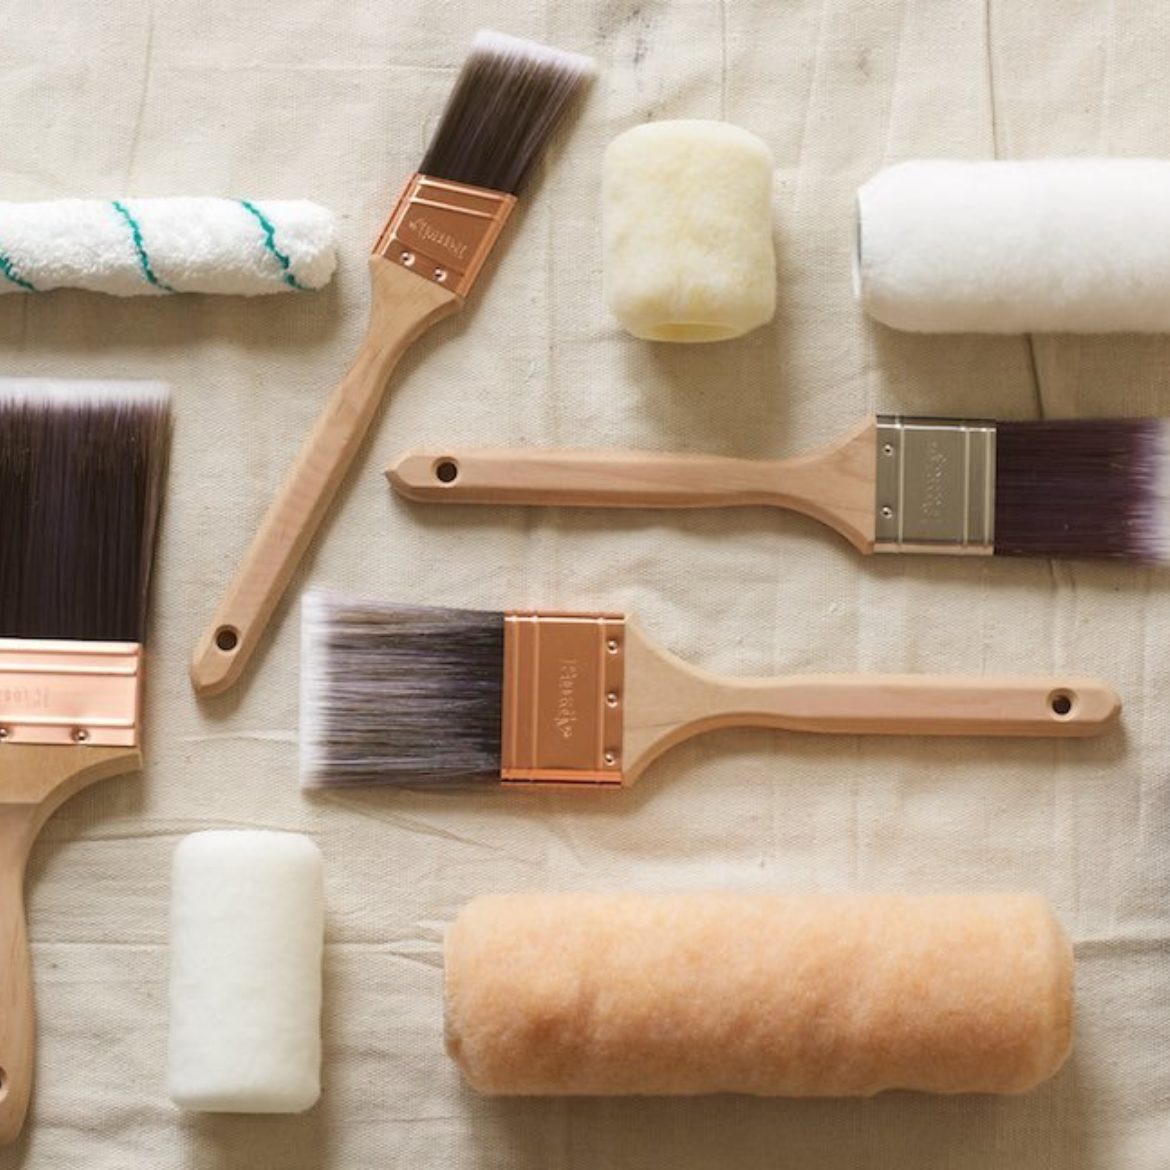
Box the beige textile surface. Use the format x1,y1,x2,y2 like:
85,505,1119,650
0,1,1167,1167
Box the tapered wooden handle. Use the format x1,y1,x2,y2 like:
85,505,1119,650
0,806,36,1146
386,422,878,551
689,674,1122,737
621,623,1122,781
388,448,794,507
0,745,141,1144
191,258,460,697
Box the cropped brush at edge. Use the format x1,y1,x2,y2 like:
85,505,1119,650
300,591,1120,792
387,415,1170,563
189,29,595,697
0,377,169,1143
0,379,170,641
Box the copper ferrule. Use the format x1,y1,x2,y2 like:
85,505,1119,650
0,639,143,747
501,612,626,788
374,173,517,300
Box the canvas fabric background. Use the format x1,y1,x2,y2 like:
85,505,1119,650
0,1,1167,1166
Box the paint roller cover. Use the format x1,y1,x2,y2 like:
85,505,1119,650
856,159,1170,333
0,198,336,296
603,120,776,342
167,830,325,1113
445,892,1073,1097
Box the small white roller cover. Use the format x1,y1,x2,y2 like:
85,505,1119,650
603,120,776,342
856,159,1170,333
0,198,336,296
168,830,324,1113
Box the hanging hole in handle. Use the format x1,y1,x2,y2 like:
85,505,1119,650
215,626,240,653
0,1066,9,1102
1049,690,1075,718
434,459,460,485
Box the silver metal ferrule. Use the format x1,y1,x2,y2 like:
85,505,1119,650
874,416,996,554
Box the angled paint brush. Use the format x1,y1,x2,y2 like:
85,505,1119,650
299,592,1120,791
0,378,169,1142
387,415,1170,561
190,30,595,697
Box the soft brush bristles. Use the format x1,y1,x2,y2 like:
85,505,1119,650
0,379,170,642
994,419,1170,562
419,29,595,195
300,591,504,789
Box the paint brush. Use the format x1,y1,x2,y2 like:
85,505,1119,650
387,416,1170,560
0,378,169,1141
299,591,1120,791
190,30,595,697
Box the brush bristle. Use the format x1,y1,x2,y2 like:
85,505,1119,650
995,419,1170,562
0,379,170,642
300,591,504,789
418,29,595,195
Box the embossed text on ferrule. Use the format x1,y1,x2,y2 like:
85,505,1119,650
405,216,471,262
555,659,580,739
920,438,948,521
0,686,50,710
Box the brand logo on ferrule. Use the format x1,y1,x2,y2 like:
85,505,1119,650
0,685,49,710
554,660,579,739
920,439,948,520
406,216,469,261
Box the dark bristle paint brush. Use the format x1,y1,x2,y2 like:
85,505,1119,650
299,592,1120,791
190,30,595,697
0,378,169,1141
387,415,1170,561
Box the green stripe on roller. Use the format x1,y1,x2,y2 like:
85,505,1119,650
239,199,308,290
111,200,176,293
0,252,35,292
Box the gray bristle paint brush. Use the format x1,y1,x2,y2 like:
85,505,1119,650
0,378,169,1142
300,591,1120,791
387,416,1170,561
190,30,595,698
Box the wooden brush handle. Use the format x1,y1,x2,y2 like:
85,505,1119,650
626,672,1120,779
620,622,1121,781
0,745,141,1144
683,674,1122,737
190,258,460,697
0,805,36,1145
386,421,879,552
389,448,792,505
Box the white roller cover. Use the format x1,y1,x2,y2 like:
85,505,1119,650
168,830,324,1113
0,198,336,296
603,120,776,342
856,159,1170,333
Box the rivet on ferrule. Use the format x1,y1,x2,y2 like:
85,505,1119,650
500,612,626,788
374,173,517,300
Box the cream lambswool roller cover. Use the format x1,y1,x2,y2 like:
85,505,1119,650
856,159,1170,333
603,120,776,341
0,198,335,296
168,831,325,1113
445,892,1073,1097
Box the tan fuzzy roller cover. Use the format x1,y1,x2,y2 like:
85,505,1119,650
444,892,1073,1097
